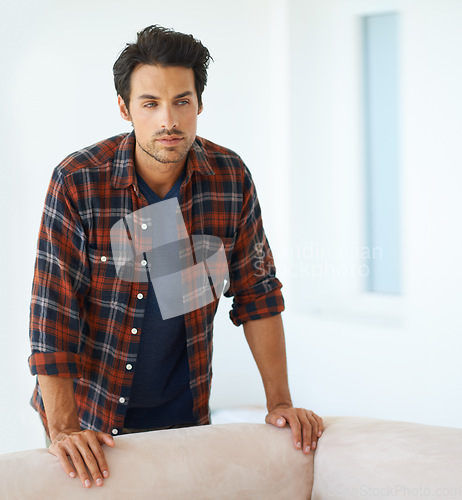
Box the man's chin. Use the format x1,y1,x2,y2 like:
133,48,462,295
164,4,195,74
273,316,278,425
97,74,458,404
154,152,188,165
139,139,191,164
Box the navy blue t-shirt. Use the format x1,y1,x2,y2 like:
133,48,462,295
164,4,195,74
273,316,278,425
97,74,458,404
123,167,196,429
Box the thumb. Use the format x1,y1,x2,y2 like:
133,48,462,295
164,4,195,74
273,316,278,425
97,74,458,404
98,432,116,446
267,414,286,427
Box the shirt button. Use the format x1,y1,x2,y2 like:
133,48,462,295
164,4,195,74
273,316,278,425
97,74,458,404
137,293,144,299
131,328,138,334
126,363,133,370
141,259,147,266
100,256,107,262
119,397,126,404
141,223,148,230
112,428,118,435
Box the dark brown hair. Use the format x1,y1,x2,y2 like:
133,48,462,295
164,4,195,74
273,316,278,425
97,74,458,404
113,25,212,111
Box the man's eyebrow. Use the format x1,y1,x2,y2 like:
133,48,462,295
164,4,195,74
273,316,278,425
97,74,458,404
137,91,194,100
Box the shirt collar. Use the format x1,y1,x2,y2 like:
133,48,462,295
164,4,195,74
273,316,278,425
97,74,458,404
111,131,215,191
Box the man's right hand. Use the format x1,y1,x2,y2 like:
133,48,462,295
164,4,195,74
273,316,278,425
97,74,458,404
48,429,115,488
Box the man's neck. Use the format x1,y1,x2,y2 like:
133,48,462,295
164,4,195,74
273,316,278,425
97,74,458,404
134,146,187,199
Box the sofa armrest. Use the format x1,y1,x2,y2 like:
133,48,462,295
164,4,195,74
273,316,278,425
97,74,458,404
312,416,462,499
0,423,314,499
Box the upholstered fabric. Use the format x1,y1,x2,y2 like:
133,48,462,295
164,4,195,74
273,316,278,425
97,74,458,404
0,423,314,499
312,416,462,499
3,416,460,499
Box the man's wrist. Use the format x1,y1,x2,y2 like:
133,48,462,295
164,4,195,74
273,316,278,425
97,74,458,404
50,425,82,441
267,398,293,413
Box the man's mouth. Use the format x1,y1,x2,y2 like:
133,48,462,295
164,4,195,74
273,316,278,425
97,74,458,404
157,136,183,146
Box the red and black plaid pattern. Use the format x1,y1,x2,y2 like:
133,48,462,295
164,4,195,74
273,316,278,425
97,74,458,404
28,131,284,436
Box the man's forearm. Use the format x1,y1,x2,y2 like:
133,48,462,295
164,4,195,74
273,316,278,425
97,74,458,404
242,314,293,411
37,375,81,440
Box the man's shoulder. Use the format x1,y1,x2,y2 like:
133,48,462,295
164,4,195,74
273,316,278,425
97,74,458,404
194,136,256,187
195,136,244,165
55,132,130,178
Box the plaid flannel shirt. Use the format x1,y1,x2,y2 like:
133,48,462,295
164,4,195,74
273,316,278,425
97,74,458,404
28,131,284,436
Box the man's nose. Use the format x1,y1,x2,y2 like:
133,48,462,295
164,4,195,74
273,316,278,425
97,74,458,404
159,105,178,130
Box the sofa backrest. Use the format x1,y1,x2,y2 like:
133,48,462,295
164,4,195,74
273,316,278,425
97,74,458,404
0,423,314,499
312,416,462,499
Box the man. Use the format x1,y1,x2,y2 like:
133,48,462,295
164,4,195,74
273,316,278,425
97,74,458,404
28,25,323,489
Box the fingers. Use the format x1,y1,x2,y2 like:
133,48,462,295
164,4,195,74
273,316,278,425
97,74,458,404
314,413,324,437
306,412,319,452
288,410,311,454
50,439,92,487
70,440,99,488
94,432,115,479
296,410,324,454
51,445,77,479
49,430,113,488
267,407,324,455
299,411,314,454
83,432,111,483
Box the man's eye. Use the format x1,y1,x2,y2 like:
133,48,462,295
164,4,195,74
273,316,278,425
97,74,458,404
177,100,189,105
144,102,157,108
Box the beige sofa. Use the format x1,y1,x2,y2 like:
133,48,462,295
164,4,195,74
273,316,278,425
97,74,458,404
1,416,461,499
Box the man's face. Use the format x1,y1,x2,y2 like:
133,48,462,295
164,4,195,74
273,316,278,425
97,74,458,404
118,64,202,166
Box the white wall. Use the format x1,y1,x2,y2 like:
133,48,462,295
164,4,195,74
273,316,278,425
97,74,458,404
1,0,461,454
284,0,462,428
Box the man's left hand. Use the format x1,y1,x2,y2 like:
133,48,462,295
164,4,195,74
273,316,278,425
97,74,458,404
266,405,324,454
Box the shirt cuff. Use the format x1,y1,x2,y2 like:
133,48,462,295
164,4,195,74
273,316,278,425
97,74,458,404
28,351,83,378
229,286,285,327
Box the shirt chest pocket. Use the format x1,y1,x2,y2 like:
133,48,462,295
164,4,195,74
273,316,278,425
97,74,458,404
87,245,151,287
86,247,133,305
88,247,118,280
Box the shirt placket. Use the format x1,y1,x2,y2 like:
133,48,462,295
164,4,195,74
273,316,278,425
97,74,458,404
110,184,151,436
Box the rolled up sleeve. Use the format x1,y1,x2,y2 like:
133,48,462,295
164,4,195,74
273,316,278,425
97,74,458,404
28,167,90,378
224,164,285,326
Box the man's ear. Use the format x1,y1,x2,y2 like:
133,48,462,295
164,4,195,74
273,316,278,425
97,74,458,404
198,103,204,115
118,95,131,121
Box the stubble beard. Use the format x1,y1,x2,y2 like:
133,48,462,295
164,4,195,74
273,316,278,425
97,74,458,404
137,136,193,165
